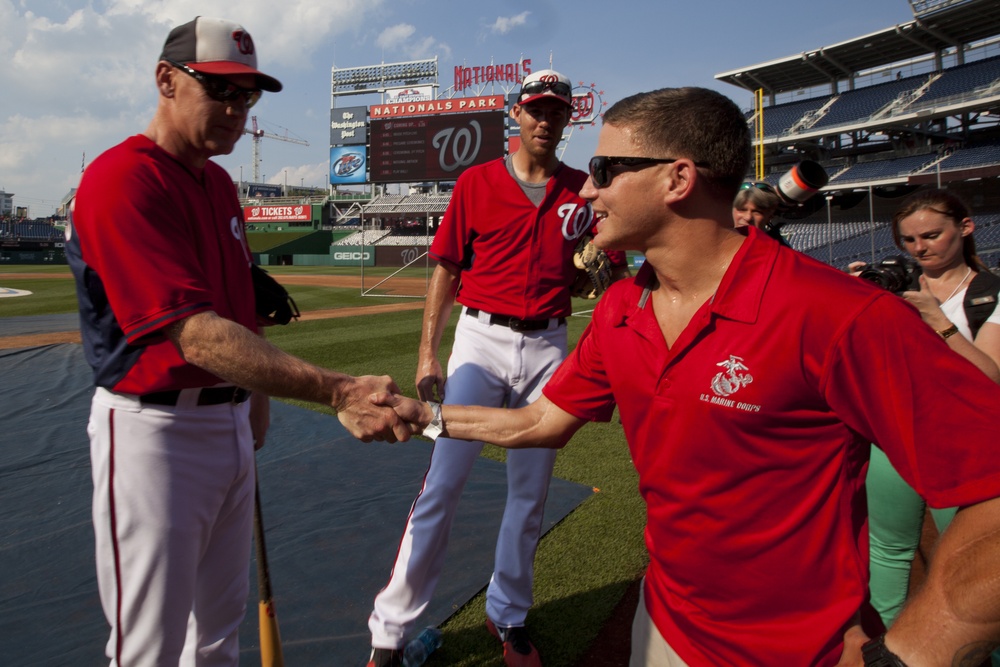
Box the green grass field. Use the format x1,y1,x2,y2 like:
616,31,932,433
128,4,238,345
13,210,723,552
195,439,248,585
0,265,647,666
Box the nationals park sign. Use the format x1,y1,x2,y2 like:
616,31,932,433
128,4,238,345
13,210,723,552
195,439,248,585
370,95,505,119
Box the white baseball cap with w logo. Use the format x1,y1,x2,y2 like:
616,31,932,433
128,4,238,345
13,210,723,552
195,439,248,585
517,69,572,107
159,16,282,92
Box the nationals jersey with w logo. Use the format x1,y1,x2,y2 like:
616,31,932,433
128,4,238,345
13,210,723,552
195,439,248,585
429,157,598,320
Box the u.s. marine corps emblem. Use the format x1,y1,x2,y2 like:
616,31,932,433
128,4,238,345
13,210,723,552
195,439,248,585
711,355,754,397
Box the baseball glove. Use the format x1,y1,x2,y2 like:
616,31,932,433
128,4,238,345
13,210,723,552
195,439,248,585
571,235,629,299
251,264,300,325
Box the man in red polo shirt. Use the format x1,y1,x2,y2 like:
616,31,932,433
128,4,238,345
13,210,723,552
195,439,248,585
377,87,1000,666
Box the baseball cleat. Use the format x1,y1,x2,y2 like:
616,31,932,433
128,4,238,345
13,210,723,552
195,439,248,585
486,618,542,667
367,646,403,667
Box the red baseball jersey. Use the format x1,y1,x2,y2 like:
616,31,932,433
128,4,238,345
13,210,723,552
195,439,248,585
69,134,256,394
542,227,1000,666
430,158,597,319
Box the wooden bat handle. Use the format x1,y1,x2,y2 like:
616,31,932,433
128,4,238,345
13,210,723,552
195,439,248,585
254,465,285,667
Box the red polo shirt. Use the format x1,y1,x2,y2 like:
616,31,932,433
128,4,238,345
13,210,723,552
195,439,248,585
543,226,1000,665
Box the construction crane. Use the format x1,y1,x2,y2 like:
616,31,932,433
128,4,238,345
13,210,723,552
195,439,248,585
244,116,309,183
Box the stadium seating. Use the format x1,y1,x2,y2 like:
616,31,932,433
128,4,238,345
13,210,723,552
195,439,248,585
755,55,1000,140
830,154,940,184
810,77,928,130
918,55,1000,105
753,97,828,137
332,230,392,246
0,221,62,240
934,140,1000,171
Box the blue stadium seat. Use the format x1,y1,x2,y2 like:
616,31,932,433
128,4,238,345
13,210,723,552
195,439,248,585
830,154,938,184
920,55,1000,104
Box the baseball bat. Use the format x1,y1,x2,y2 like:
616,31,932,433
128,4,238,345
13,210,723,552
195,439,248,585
254,465,285,667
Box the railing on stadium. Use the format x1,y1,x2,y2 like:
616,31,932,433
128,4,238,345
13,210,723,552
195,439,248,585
830,154,941,184
239,195,329,207
934,140,1000,171
757,55,1000,140
811,77,929,130
917,55,1000,105
754,97,828,137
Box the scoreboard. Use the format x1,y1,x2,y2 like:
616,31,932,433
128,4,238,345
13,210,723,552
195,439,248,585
368,111,505,183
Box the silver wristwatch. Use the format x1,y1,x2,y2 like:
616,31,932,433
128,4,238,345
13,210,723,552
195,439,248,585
423,401,444,440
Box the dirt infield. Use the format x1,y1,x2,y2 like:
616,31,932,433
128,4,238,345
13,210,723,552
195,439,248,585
0,272,427,350
275,274,429,295
0,273,74,280
0,272,429,293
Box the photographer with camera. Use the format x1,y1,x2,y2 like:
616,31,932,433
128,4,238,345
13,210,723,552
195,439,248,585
861,189,1000,633
734,163,829,248
732,181,789,246
732,181,781,228
855,189,1000,381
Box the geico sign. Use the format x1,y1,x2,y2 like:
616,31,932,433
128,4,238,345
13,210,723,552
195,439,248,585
333,251,371,260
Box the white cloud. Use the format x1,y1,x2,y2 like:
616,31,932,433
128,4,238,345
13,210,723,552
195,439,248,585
491,11,530,35
265,161,329,190
376,22,451,61
377,23,417,48
0,0,386,214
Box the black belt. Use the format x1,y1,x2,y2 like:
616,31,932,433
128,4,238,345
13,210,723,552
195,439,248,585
466,308,565,332
140,386,252,406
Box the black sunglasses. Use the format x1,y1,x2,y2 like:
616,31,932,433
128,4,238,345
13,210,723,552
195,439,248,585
520,79,572,99
166,59,262,109
588,156,711,188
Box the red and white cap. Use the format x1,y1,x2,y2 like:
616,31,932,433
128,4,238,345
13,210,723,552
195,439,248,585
159,16,282,92
517,69,572,107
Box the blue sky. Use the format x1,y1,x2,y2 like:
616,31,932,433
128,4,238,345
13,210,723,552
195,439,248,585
1,0,916,217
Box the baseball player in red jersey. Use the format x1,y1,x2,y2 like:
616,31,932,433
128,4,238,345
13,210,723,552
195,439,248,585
67,17,409,666
366,69,624,667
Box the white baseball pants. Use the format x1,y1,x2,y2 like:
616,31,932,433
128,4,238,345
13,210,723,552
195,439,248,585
89,387,254,666
369,310,567,648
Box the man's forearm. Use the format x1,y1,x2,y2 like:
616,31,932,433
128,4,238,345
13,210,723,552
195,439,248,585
885,497,1000,666
396,395,584,449
418,263,460,362
168,311,359,408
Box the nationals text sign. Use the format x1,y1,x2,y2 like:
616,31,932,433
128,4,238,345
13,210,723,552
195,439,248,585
370,95,505,119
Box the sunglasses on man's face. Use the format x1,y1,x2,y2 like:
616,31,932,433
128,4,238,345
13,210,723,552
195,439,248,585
519,79,572,99
587,156,686,188
166,59,262,109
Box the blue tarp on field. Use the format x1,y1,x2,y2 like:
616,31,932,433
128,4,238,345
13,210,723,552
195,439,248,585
0,343,592,666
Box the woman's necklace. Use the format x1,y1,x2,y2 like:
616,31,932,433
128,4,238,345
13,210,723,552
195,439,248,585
940,266,973,304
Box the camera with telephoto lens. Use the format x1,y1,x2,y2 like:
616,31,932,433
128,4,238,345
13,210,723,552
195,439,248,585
751,161,830,242
774,160,830,212
857,255,923,295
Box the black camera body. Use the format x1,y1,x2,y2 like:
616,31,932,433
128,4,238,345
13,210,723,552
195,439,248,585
857,255,923,295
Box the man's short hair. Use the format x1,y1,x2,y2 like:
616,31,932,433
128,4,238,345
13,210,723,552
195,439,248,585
602,87,751,200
